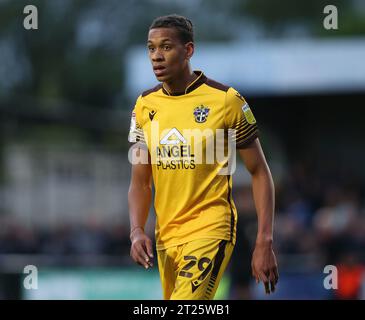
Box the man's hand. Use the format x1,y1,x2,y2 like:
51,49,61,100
251,240,279,294
130,228,154,269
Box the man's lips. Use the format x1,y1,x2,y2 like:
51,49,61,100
153,66,167,76
153,65,165,70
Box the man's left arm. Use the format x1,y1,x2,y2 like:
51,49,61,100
238,137,279,294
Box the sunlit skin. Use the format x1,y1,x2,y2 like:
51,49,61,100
147,28,197,94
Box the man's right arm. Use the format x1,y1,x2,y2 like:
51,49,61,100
128,144,154,269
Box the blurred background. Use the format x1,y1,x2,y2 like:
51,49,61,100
0,0,365,299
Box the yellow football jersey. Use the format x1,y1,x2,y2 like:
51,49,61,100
128,71,259,250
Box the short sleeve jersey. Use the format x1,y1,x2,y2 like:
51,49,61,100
128,71,259,250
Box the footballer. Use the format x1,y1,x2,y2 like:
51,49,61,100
128,14,278,299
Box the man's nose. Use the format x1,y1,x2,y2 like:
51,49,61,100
151,49,164,61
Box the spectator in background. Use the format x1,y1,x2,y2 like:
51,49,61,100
336,251,365,300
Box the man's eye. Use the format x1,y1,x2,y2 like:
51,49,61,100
148,47,155,52
163,45,171,50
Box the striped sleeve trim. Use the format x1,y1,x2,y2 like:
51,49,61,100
128,131,146,144
227,120,259,148
236,130,259,149
128,108,147,145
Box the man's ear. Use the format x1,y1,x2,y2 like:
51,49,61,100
185,42,194,60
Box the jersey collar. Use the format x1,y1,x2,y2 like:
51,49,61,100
162,70,207,96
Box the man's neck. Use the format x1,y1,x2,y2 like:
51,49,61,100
163,68,197,95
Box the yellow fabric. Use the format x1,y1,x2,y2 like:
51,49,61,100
157,238,234,300
128,71,258,250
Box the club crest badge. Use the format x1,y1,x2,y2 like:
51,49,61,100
193,105,210,123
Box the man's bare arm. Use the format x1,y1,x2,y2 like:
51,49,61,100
128,144,154,269
238,137,279,294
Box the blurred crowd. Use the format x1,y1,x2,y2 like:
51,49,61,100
0,218,131,256
230,160,365,299
0,160,364,299
276,161,365,263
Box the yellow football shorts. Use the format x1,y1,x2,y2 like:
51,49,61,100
157,238,234,300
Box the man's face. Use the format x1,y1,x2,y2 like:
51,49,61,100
147,27,193,82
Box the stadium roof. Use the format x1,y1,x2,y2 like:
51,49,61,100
126,37,365,98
